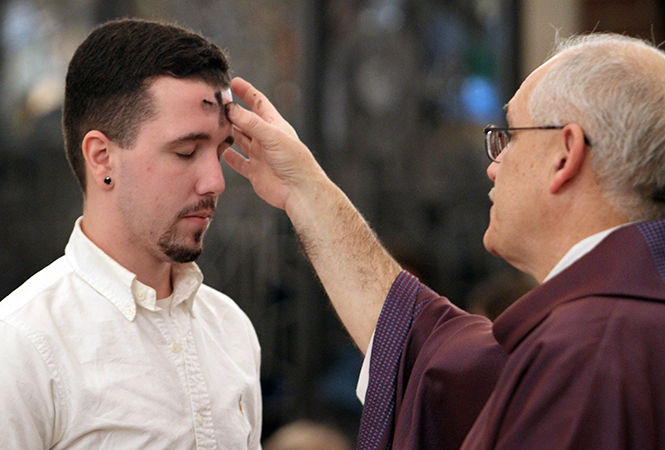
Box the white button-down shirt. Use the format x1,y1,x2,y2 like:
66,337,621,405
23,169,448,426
0,218,262,449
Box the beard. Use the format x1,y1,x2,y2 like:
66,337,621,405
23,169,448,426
158,198,215,263
158,229,204,262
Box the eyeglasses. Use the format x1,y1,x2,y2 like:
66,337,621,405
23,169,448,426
483,125,564,162
484,124,592,162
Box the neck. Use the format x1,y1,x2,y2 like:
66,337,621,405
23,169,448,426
81,207,174,299
531,205,628,283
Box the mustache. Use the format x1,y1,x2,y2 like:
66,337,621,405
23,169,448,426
177,197,217,219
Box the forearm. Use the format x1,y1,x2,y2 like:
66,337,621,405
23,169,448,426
224,77,401,351
285,175,402,351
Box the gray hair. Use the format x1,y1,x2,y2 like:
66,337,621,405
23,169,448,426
528,33,665,220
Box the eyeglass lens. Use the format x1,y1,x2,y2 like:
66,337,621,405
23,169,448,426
487,129,509,160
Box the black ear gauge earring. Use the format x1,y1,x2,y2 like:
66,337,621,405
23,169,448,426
104,176,112,185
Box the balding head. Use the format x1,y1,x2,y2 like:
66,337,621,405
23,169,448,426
528,34,665,220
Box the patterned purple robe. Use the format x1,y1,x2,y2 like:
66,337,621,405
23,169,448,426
358,219,665,449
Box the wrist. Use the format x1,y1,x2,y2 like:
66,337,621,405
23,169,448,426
284,170,338,226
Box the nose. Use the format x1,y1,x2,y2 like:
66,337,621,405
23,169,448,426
196,153,226,196
486,159,498,182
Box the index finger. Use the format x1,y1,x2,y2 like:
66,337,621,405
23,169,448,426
231,77,280,122
229,77,298,139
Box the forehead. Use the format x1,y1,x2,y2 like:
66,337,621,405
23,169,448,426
505,55,560,124
147,76,231,118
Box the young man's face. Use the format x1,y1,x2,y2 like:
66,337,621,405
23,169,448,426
114,76,234,263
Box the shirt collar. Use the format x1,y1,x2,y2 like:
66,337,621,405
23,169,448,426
65,217,203,321
543,224,628,282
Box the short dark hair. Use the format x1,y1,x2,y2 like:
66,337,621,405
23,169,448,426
63,18,231,192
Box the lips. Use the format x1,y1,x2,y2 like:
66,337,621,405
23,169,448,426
488,187,495,202
184,210,214,220
178,197,217,220
181,210,214,228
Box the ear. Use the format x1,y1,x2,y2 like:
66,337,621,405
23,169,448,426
82,130,114,189
549,123,589,194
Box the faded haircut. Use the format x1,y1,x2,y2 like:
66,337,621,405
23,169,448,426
63,18,231,193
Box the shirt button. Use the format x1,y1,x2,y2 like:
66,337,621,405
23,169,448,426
136,290,146,300
171,342,181,353
197,413,204,427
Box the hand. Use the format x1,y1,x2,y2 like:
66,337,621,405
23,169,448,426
223,77,326,211
224,79,401,351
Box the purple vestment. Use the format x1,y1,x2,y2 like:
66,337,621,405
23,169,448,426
358,219,665,449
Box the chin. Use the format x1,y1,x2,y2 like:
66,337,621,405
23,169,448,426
167,247,202,263
159,238,203,263
482,228,500,257
158,224,207,263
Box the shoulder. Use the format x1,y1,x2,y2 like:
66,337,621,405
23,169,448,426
488,295,665,448
0,255,79,369
194,284,258,337
524,295,665,376
196,284,249,317
546,295,665,340
0,256,72,321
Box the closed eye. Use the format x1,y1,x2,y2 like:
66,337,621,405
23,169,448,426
174,144,198,159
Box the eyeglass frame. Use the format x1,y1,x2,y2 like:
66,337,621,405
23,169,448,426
483,124,591,162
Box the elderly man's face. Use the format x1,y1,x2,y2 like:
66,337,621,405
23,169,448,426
482,59,562,273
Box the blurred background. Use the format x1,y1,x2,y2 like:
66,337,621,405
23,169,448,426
0,0,662,446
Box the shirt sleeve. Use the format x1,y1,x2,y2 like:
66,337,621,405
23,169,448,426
357,271,506,450
356,271,430,448
0,320,60,449
355,330,373,404
249,326,263,450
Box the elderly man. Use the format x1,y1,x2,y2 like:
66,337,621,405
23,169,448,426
224,33,665,449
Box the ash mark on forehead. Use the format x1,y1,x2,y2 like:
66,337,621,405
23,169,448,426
201,90,227,126
215,91,225,126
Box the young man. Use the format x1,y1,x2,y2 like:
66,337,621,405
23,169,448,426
0,19,261,448
223,33,665,448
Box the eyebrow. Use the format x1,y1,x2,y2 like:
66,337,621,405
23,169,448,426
167,132,210,146
166,132,234,148
503,103,511,125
